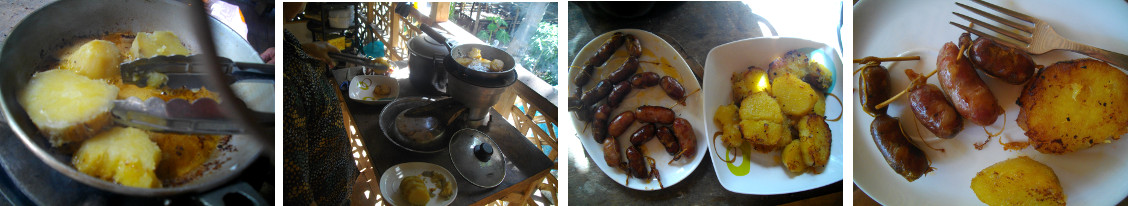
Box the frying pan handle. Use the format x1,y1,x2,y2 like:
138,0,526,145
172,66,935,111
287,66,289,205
197,182,269,206
418,23,449,48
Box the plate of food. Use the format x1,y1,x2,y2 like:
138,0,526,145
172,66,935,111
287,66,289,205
701,37,844,194
379,162,458,206
568,29,707,190
349,75,399,105
854,0,1128,205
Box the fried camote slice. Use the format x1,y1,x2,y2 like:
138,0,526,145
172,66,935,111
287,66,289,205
1017,59,1128,154
971,156,1065,206
798,114,832,171
740,119,785,152
130,31,190,59
738,92,788,152
771,73,818,116
73,127,162,188
739,92,784,122
19,69,118,147
400,175,430,206
60,39,123,81
713,104,743,148
731,66,771,103
149,132,220,180
781,139,806,173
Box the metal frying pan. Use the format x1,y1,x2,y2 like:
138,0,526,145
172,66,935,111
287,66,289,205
0,0,264,197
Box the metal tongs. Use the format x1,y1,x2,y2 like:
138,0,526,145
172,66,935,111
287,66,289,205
113,55,273,135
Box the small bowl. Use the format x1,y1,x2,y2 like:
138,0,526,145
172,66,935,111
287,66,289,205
348,75,399,105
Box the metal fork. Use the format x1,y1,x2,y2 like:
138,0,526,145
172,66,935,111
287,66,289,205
950,0,1128,69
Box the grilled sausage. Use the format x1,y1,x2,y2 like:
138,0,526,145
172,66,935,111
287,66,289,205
938,42,1002,126
871,115,932,182
671,118,697,160
968,35,1036,84
656,126,680,155
607,80,633,108
578,80,613,112
629,124,657,146
905,70,963,139
589,32,625,68
660,76,686,105
625,145,647,178
574,64,596,87
635,106,675,124
859,64,891,116
607,111,636,138
630,72,661,89
602,137,622,168
607,57,640,84
625,34,642,58
592,104,613,143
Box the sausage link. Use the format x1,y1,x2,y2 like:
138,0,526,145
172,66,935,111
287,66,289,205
625,34,642,58
905,70,963,139
859,64,891,116
660,76,686,104
607,57,640,84
626,146,648,178
591,104,613,143
588,32,626,68
656,126,680,155
634,106,675,124
578,80,613,111
871,115,932,182
969,36,1036,84
630,72,661,88
629,124,657,146
607,111,636,138
602,137,622,168
607,80,633,109
672,118,697,159
937,42,1002,126
574,64,596,87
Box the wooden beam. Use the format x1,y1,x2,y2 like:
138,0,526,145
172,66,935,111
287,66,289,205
432,2,451,22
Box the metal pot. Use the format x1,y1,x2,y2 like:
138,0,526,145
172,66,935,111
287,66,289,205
0,0,264,197
406,35,450,95
443,44,517,126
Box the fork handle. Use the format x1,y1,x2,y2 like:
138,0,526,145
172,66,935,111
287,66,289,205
1065,41,1128,69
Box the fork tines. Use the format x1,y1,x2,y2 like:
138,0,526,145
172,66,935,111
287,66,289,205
949,0,1035,48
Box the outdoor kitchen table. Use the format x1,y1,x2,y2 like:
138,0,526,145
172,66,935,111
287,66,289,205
333,76,554,205
567,1,843,205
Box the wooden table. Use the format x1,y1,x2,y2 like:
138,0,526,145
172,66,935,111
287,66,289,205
567,1,843,205
333,75,554,205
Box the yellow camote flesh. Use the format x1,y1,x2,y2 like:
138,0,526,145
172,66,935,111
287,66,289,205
130,31,190,60
73,127,162,188
60,39,123,81
19,69,118,146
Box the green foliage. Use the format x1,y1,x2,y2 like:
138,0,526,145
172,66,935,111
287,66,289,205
475,16,510,45
521,22,558,86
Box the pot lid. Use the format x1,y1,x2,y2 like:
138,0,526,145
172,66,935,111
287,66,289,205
448,128,506,188
407,35,449,58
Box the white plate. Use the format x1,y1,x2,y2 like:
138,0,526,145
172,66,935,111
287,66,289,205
379,162,458,206
349,75,398,105
701,37,845,194
854,0,1128,205
568,29,707,191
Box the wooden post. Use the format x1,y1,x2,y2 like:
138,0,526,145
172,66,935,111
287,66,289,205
471,2,481,34
389,3,401,61
432,2,451,22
